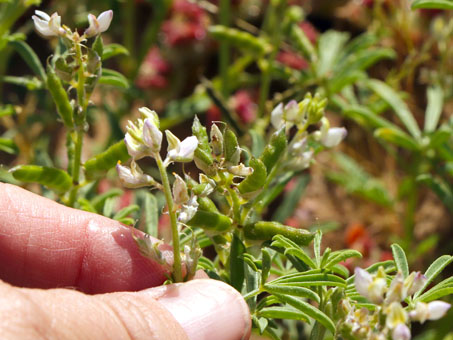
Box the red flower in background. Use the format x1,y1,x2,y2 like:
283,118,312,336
231,90,257,124
136,47,171,89
206,105,222,126
162,0,208,46
299,21,318,44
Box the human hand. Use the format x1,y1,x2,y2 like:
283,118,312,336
0,183,251,340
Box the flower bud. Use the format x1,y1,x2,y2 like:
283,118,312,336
143,118,162,154
84,10,113,37
32,11,66,37
116,161,156,188
210,123,224,156
317,117,347,148
386,302,408,330
139,107,160,127
406,272,426,296
355,267,387,304
172,174,189,204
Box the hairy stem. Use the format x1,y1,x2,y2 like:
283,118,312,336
156,154,183,282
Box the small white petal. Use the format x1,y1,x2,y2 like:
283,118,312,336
321,127,347,147
284,100,299,122
271,103,284,129
124,134,147,160
392,324,411,340
116,162,155,188
34,10,50,21
96,10,113,33
32,16,54,36
173,174,189,204
427,301,451,320
228,164,253,177
355,267,372,299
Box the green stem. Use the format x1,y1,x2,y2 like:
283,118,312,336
68,42,87,207
156,154,183,282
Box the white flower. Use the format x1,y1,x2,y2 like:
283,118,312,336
84,10,113,37
228,164,254,177
32,11,66,37
271,103,284,129
392,323,411,340
198,174,216,196
286,150,313,171
143,118,162,154
165,130,198,164
406,272,426,296
410,301,451,323
172,174,189,204
386,302,408,330
116,161,155,188
321,127,347,147
178,196,199,223
125,120,148,160
354,267,387,304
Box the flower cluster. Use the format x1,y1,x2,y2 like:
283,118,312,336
271,93,347,171
32,9,112,39
339,267,451,340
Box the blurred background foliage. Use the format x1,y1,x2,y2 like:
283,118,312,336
0,0,452,337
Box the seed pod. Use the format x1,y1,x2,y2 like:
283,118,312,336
84,140,130,180
244,221,314,246
260,128,287,173
187,210,232,233
238,158,267,195
223,128,240,165
11,165,72,193
46,65,74,128
209,26,271,55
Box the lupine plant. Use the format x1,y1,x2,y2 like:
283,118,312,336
1,1,453,340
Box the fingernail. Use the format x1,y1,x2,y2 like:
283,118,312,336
144,279,251,340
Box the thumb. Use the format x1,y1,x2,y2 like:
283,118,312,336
0,279,251,340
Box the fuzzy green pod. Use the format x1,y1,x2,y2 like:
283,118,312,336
11,165,72,193
209,26,271,55
187,210,232,233
84,140,130,180
238,158,267,195
223,128,240,165
46,65,74,128
197,197,219,213
259,128,287,174
244,221,314,246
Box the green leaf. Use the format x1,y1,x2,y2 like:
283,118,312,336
324,250,362,270
374,127,420,151
9,40,46,80
258,306,310,322
223,128,240,165
332,263,350,278
245,221,314,246
99,69,129,88
261,248,272,283
238,158,267,195
364,79,421,138
230,232,246,292
412,0,453,9
418,287,453,303
0,137,18,154
91,188,123,213
272,175,309,222
84,140,130,180
271,235,317,268
46,65,74,128
391,244,409,278
102,43,129,60
259,128,287,174
250,130,265,158
414,255,453,299
0,104,15,117
10,165,72,193
2,75,43,90
424,85,444,133
113,204,140,221
271,273,347,288
209,26,271,55
264,284,320,303
317,30,350,77
272,293,336,334
192,115,213,162
187,210,232,233
342,105,394,129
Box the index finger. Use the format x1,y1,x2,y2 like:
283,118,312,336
0,183,169,293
